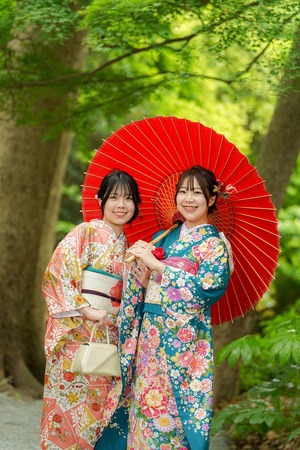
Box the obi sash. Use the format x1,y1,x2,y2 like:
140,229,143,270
143,256,198,316
82,266,122,315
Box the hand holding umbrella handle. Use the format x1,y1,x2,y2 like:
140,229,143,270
125,219,183,264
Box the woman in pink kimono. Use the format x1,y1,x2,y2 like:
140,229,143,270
40,169,141,450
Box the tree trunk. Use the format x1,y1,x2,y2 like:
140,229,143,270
256,25,300,211
213,311,257,405
213,24,300,405
0,31,86,397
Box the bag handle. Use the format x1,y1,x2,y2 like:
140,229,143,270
89,323,110,344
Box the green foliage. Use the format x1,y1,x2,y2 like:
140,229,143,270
15,0,78,44
0,0,15,46
0,0,299,130
216,334,261,368
56,220,77,244
212,399,286,437
213,301,300,442
275,156,300,310
282,155,300,209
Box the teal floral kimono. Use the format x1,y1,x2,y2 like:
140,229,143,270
96,223,230,450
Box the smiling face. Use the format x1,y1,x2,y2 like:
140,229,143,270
99,185,135,236
176,176,216,228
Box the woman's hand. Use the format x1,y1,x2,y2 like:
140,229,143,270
131,258,151,288
127,240,165,274
80,307,109,328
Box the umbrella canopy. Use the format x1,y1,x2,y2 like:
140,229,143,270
82,116,280,325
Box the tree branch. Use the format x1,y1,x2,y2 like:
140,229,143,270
0,1,263,89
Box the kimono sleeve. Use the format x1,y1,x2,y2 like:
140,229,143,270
160,236,230,315
42,222,92,317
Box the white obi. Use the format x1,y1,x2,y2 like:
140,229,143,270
82,267,122,315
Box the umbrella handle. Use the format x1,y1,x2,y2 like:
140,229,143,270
125,220,182,264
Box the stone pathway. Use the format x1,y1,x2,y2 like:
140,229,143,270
210,432,235,449
0,393,42,449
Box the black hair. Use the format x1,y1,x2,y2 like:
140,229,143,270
97,169,141,223
175,165,218,214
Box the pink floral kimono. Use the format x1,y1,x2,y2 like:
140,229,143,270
118,223,231,450
40,220,126,450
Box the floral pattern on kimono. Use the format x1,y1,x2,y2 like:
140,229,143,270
118,224,230,450
41,220,126,450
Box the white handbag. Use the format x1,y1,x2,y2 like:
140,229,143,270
71,324,121,377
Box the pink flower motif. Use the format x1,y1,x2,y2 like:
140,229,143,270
178,351,193,367
148,325,159,338
193,238,222,262
188,355,209,377
148,335,160,349
143,427,153,439
192,245,202,259
140,385,167,419
105,398,115,410
122,337,137,354
196,340,210,357
167,287,181,301
154,272,162,283
131,295,138,305
160,444,172,450
173,339,182,349
177,328,193,343
199,378,213,393
168,397,179,415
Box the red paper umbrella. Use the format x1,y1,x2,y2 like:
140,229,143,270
82,116,280,325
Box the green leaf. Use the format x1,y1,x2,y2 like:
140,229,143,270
262,410,276,428
248,384,278,399
249,409,266,425
272,336,300,365
234,410,254,424
228,346,241,368
292,345,300,365
216,335,260,367
288,427,300,442
211,404,241,434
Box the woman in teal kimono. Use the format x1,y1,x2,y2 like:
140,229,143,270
96,165,231,450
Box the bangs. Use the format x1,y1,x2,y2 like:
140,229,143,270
186,176,196,191
110,181,132,197
178,175,201,191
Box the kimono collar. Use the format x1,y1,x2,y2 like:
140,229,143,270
180,222,211,238
91,219,126,241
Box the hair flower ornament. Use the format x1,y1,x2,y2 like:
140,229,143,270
217,180,238,199
152,247,165,260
